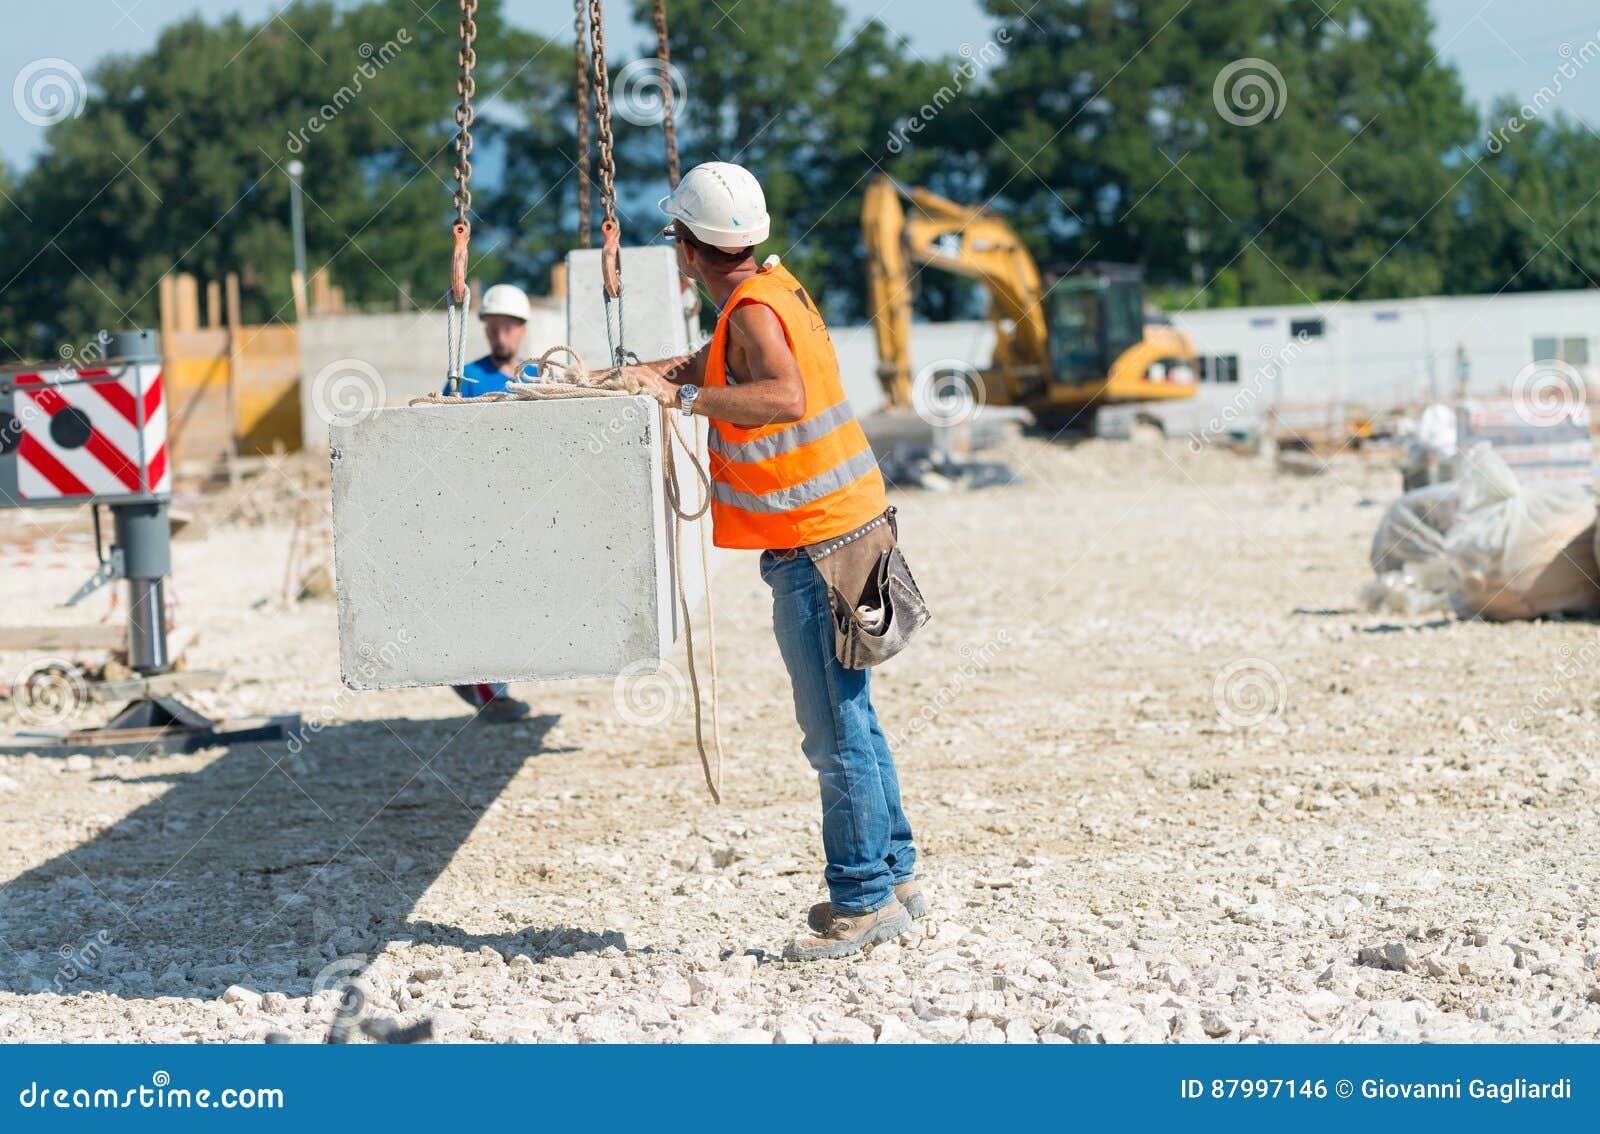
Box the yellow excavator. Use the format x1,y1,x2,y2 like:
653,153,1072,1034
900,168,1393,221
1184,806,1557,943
862,174,1199,427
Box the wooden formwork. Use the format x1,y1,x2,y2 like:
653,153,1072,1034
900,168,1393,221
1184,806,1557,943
157,272,303,472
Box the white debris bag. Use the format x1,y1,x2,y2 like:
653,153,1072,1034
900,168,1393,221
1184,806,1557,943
1369,482,1459,574
1442,444,1600,621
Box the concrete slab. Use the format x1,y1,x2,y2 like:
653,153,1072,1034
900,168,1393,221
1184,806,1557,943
299,304,567,450
565,246,694,369
330,395,672,689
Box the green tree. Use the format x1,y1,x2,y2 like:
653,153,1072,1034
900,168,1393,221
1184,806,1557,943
968,0,1477,307
1450,103,1600,295
0,0,554,360
618,0,954,321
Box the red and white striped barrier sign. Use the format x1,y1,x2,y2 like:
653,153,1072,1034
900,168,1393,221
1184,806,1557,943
6,363,169,503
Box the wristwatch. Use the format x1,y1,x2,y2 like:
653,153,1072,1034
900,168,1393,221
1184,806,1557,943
677,383,700,416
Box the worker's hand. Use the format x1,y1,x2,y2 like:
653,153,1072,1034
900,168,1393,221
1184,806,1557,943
630,368,681,409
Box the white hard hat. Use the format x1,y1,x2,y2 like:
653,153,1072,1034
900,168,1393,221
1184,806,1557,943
659,162,770,250
480,283,531,321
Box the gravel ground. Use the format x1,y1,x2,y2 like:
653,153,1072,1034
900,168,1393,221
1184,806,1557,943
1,437,1598,1043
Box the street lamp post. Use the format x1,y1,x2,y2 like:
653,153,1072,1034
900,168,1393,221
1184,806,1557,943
286,159,308,315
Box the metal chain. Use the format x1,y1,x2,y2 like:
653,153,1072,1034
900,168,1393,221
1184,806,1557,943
588,0,623,363
574,0,592,247
445,0,478,393
587,0,616,239
451,0,478,243
652,0,681,189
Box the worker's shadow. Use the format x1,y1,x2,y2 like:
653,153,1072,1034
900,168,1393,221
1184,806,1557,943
0,712,618,1005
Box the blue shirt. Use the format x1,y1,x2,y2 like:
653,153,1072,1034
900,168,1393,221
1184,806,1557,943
445,355,537,396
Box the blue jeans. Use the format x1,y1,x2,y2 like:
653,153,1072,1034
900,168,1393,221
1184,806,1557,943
761,550,916,914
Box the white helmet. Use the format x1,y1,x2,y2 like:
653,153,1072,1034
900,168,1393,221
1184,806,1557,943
480,283,531,321
659,161,770,250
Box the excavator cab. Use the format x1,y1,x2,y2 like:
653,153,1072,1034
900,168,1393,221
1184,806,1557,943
1047,265,1146,388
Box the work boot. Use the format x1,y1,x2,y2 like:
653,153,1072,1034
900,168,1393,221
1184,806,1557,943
785,899,910,962
808,878,928,934
480,697,531,723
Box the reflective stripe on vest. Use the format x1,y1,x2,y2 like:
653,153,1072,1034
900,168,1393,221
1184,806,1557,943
710,445,880,513
706,399,856,464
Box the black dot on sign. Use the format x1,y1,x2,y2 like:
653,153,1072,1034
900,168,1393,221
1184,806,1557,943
50,407,93,449
0,411,18,455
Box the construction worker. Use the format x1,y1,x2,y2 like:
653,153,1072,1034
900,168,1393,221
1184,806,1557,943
444,282,537,396
614,162,926,960
445,283,535,722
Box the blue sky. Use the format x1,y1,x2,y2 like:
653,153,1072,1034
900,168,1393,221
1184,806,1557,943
4,0,1599,171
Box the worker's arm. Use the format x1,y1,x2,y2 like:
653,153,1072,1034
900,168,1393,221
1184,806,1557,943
622,303,806,427
618,345,707,386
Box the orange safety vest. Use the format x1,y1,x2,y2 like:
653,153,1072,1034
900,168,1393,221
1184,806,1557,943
703,259,888,550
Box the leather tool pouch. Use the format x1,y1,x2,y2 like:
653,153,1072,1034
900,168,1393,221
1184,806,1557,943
806,507,931,669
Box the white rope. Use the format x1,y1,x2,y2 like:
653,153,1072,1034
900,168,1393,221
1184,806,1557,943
410,345,634,404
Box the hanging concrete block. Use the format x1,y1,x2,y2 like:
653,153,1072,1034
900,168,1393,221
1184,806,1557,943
566,245,694,369
330,395,673,689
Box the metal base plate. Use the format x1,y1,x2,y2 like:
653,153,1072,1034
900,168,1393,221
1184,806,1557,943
86,668,224,703
0,695,299,757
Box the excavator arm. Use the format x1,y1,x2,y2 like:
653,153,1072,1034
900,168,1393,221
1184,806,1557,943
862,174,1049,409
